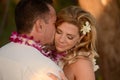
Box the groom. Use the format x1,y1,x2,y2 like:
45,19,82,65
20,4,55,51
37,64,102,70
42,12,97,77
0,0,65,80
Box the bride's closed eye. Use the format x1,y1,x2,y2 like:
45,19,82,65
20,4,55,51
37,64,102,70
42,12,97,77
67,35,74,40
56,29,62,34
56,28,74,40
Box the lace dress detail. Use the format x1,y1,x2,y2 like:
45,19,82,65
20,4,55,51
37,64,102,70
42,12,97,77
92,58,99,71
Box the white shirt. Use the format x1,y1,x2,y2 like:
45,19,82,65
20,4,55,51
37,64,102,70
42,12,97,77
0,42,62,80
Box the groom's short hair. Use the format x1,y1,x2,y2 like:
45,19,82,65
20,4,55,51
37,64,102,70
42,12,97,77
15,0,53,34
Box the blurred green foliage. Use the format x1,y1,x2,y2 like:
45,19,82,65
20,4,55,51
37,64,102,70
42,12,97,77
54,0,78,12
0,0,16,47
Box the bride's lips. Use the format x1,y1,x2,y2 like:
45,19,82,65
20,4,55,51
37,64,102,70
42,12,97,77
56,44,64,48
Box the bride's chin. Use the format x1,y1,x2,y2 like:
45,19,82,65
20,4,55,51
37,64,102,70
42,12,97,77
56,48,64,53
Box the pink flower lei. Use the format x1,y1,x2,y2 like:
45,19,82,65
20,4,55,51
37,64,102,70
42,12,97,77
9,31,65,63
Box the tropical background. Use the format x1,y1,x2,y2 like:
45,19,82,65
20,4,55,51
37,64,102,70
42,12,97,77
0,0,120,80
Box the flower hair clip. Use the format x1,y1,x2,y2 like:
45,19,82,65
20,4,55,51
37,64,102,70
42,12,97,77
80,21,91,35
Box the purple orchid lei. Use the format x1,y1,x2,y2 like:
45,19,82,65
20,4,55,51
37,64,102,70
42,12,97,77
9,31,65,63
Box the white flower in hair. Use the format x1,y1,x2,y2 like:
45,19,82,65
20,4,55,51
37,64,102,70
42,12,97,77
80,21,91,35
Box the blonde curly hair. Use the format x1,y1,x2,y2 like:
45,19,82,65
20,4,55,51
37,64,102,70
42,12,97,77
56,6,99,65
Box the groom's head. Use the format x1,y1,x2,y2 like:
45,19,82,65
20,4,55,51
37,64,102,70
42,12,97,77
15,0,56,45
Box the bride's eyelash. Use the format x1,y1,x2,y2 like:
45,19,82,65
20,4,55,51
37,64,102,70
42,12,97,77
56,29,62,34
67,35,74,40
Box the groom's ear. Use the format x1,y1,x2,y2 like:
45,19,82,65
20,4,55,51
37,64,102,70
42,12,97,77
34,19,43,33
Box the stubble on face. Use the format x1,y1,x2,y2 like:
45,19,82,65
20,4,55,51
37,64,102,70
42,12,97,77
42,4,56,45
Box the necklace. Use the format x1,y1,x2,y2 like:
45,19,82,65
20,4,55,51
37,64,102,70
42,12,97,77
9,31,65,63
10,32,52,56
